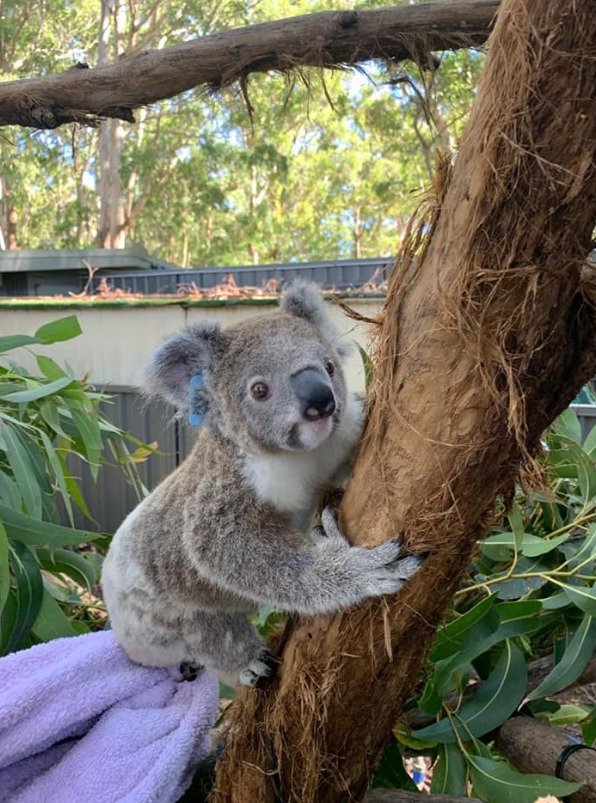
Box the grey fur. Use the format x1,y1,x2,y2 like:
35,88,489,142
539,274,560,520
102,283,422,686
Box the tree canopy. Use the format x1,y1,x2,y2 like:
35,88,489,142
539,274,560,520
0,0,483,265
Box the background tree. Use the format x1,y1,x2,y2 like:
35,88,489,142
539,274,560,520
0,0,482,263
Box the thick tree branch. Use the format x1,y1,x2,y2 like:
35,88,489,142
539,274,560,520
497,717,596,803
212,1,596,800
0,0,499,129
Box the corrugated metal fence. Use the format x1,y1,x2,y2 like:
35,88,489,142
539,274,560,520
67,389,596,535
67,388,196,534
90,257,391,295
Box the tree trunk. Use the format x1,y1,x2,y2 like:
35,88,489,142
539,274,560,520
212,1,596,801
0,0,499,129
97,0,127,249
497,717,596,803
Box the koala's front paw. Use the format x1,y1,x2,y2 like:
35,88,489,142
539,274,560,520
239,649,278,687
356,541,426,599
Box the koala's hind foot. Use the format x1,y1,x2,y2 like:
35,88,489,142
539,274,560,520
178,661,204,682
239,649,278,687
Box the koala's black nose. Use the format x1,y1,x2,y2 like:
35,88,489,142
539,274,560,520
291,368,336,421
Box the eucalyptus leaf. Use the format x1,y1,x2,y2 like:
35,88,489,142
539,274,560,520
414,641,527,743
434,601,547,688
0,375,74,403
467,754,582,803
557,581,596,617
31,587,78,641
0,504,97,546
4,540,43,654
0,335,39,354
431,743,466,795
37,547,99,590
0,520,10,613
34,316,82,345
371,741,418,791
431,596,495,662
0,421,42,518
38,429,73,525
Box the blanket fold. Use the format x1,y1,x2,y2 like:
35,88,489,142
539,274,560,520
0,631,218,803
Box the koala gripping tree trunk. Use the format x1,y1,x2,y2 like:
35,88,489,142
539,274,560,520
213,1,596,800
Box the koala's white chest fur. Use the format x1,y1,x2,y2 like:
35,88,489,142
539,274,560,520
241,394,363,524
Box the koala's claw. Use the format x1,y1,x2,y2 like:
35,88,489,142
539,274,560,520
239,649,278,687
394,553,427,578
360,546,426,599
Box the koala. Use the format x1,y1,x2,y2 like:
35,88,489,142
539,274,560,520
101,283,422,687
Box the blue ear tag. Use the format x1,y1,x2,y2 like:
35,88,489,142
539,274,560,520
189,374,205,426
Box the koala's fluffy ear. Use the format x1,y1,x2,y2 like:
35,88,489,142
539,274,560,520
145,322,224,409
280,282,350,357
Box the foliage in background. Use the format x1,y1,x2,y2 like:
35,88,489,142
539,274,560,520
255,409,596,802
0,0,482,264
0,316,150,654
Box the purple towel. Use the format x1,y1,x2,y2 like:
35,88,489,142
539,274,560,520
0,630,219,802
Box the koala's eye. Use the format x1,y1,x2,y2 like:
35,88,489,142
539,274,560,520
324,359,335,376
250,381,269,401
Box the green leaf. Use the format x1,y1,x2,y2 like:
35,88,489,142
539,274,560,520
0,519,10,613
68,402,102,480
555,409,582,444
434,601,546,687
38,399,69,437
37,547,98,590
0,375,74,403
0,470,22,511
0,504,98,546
414,642,527,743
431,596,495,662
488,557,550,600
535,703,590,727
393,721,437,751
431,743,466,795
62,465,92,519
36,355,67,379
371,741,418,791
0,421,42,518
507,502,525,550
541,592,571,610
564,523,596,570
34,316,82,344
3,540,43,654
219,681,236,700
525,613,596,702
584,424,596,456
354,341,374,388
582,707,596,745
557,581,596,617
38,430,73,525
482,531,571,559
467,754,582,803
31,587,77,641
0,335,39,354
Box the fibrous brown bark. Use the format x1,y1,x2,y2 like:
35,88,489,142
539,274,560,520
497,717,596,803
212,1,596,801
0,0,499,129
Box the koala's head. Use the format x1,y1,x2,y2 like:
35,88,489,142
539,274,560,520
146,283,351,454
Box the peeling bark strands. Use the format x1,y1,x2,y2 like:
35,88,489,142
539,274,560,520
497,717,596,803
212,1,596,801
0,0,499,129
